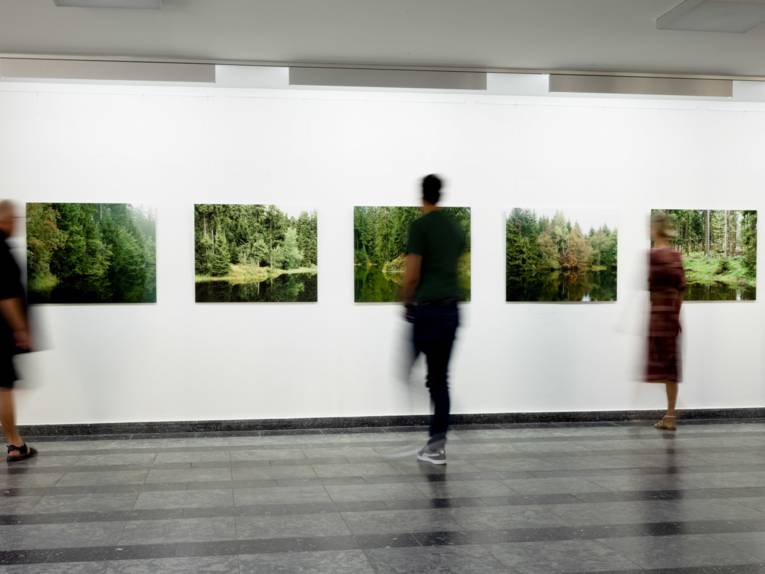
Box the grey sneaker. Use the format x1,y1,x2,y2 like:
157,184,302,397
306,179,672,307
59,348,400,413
417,447,446,465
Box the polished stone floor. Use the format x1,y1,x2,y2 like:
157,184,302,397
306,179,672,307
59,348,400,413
2,421,765,572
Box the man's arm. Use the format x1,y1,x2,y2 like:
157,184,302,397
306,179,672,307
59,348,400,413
0,298,29,350
401,254,422,305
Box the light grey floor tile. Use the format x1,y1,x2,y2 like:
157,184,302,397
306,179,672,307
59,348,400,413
366,545,508,574
236,512,350,539
312,462,401,478
229,448,304,462
451,505,563,530
0,521,125,550
503,477,608,495
154,451,230,464
35,493,138,514
238,550,374,573
55,471,148,487
0,474,66,488
144,467,232,484
119,517,235,545
325,482,424,503
0,495,41,513
713,532,765,561
134,489,234,510
232,465,317,481
488,539,641,573
106,556,238,574
234,485,331,506
73,454,156,467
597,534,757,569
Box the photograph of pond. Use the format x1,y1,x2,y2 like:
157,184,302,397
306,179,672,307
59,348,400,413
506,208,618,302
195,204,317,303
653,209,757,301
354,206,471,303
27,203,156,304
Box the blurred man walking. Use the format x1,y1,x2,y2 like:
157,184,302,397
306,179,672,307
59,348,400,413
402,175,465,465
0,201,36,462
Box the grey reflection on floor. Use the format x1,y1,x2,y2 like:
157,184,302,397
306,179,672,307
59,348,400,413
2,422,765,572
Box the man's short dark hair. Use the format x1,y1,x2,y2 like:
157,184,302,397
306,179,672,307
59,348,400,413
422,174,442,205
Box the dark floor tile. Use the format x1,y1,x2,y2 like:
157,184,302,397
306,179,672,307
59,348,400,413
365,545,508,574
105,556,238,573
235,513,351,540
238,549,375,573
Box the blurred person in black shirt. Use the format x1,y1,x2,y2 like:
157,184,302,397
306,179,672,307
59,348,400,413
0,201,36,462
402,176,465,465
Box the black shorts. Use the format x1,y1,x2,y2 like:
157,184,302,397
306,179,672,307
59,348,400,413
0,353,16,390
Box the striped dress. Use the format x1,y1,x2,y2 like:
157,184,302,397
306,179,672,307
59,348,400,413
646,247,687,383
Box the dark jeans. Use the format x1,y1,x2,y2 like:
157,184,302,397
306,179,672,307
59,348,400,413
412,302,459,449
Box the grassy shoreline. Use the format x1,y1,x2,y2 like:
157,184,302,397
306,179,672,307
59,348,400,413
196,264,317,285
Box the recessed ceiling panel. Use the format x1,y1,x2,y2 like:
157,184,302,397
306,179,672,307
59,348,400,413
658,0,765,33
53,0,161,8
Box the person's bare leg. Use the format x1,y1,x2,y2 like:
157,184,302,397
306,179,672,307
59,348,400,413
665,382,678,418
0,389,23,447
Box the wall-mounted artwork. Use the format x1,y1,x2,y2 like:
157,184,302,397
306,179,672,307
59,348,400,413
354,207,471,303
26,203,156,304
506,208,618,302
195,205,317,303
653,209,757,301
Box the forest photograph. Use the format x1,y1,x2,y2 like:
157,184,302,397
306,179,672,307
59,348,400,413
655,209,757,301
354,206,471,303
506,208,618,302
195,204,317,303
27,203,156,304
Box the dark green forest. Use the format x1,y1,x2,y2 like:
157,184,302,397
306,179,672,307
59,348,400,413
658,209,757,300
354,206,471,302
27,203,156,303
506,209,618,302
194,205,317,302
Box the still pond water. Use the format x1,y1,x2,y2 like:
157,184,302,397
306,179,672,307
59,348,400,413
355,266,470,303
685,282,755,301
196,273,317,303
30,277,155,304
506,269,617,302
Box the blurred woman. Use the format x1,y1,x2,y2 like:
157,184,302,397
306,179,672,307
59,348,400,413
647,213,687,431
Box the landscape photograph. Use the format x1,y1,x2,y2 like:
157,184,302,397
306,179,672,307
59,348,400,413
506,208,618,302
26,203,156,304
195,204,317,303
354,206,471,303
654,209,757,301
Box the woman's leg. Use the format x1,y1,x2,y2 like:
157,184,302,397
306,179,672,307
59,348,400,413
665,382,678,418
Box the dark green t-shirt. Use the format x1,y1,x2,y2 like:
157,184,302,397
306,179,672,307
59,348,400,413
406,210,466,303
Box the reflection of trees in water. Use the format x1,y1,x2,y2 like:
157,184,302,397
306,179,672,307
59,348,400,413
355,266,400,303
196,273,316,303
507,270,617,302
686,282,755,301
355,264,471,303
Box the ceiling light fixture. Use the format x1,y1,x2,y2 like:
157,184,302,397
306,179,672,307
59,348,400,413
53,0,162,9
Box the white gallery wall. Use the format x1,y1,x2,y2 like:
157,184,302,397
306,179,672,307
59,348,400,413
0,81,763,425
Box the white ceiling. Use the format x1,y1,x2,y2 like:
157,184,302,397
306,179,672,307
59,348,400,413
2,0,765,77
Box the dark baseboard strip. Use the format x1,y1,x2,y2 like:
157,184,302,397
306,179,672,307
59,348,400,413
18,408,765,438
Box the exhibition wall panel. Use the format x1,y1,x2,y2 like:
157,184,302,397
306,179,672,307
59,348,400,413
0,82,762,425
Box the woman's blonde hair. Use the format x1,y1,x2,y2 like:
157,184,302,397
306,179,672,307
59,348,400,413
651,211,677,240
